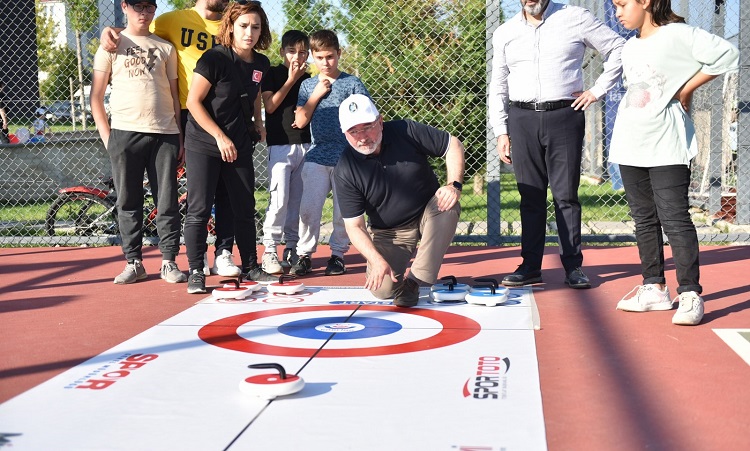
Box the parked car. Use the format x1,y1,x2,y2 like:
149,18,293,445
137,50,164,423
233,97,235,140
45,101,93,123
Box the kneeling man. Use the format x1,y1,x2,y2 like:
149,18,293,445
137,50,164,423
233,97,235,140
334,94,465,307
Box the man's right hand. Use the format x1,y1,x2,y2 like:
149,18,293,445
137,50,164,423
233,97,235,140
101,27,120,52
364,257,398,292
497,134,512,164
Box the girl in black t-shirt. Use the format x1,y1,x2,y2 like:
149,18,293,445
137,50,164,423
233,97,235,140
183,1,275,293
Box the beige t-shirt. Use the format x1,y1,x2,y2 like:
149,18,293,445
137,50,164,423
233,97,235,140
93,31,179,134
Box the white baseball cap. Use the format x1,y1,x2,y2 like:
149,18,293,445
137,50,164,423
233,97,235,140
339,94,379,133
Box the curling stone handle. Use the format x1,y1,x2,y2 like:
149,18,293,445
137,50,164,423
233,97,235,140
473,283,496,295
439,275,458,285
474,277,499,289
248,363,287,379
220,278,240,288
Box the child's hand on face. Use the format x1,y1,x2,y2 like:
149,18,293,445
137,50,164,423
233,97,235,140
289,61,308,81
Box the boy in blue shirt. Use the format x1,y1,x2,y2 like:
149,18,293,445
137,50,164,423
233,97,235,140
291,30,371,276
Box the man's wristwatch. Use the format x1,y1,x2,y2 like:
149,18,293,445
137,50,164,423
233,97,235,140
451,181,463,192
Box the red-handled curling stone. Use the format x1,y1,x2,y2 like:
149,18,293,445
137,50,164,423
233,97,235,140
267,274,305,295
465,278,509,307
212,278,252,299
239,363,305,400
430,276,468,303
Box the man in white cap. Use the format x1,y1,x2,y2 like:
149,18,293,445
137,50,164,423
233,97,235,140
334,94,465,307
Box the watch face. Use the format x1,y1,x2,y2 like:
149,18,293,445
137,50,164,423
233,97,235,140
452,181,462,190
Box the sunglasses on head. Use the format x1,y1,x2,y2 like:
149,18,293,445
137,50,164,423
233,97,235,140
236,0,262,5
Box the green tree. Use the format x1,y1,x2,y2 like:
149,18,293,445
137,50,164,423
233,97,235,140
283,0,331,35
332,0,493,177
65,0,99,129
167,0,196,9
36,1,59,79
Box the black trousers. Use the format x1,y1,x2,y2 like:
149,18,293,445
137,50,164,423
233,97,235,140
182,110,234,257
184,149,258,272
108,129,181,262
508,105,585,272
620,164,701,294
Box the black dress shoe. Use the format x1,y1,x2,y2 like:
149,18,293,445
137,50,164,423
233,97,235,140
565,267,591,289
502,264,543,287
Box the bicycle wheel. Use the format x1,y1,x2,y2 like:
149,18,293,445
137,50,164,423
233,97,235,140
46,193,118,236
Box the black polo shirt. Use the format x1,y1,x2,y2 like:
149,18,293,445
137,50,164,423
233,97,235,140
334,119,450,229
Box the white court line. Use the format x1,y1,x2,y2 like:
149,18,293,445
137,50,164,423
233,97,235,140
713,329,750,366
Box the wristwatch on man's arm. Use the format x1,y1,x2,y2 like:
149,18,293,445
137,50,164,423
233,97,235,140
450,181,463,193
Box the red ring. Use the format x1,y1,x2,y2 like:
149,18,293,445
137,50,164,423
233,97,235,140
198,305,480,357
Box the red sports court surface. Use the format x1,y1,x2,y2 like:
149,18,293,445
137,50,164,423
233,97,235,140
1,244,748,450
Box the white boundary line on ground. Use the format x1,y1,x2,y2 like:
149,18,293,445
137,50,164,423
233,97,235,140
713,328,750,366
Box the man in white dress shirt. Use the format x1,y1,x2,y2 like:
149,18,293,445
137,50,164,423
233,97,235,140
489,0,624,289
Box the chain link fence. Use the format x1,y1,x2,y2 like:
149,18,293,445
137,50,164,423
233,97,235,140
0,0,747,247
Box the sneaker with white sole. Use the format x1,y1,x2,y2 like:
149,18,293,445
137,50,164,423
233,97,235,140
187,270,206,294
616,284,673,312
114,259,147,284
160,261,187,283
672,291,704,326
291,254,312,276
262,252,283,274
325,255,346,276
212,249,241,277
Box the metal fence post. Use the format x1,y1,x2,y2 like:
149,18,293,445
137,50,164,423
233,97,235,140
706,0,726,216
486,0,502,246
738,0,750,224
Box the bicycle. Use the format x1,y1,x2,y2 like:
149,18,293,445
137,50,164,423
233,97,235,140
45,168,264,240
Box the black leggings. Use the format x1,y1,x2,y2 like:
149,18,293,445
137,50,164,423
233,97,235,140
184,149,257,272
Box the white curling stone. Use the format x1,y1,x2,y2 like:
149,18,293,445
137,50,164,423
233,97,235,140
224,281,263,293
465,287,510,307
431,288,469,302
239,373,305,399
430,282,470,292
268,282,305,295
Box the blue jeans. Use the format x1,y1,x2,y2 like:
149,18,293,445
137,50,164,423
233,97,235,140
620,164,701,294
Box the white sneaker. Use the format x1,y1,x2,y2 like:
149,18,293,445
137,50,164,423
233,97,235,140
616,284,673,312
211,249,241,277
672,291,704,326
262,252,283,274
203,252,210,276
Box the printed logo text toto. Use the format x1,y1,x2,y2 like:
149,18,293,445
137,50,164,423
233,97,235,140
462,356,510,399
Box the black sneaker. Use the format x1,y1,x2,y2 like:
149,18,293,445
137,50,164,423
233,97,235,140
291,254,312,276
243,265,278,283
187,270,206,294
325,255,346,276
281,248,298,269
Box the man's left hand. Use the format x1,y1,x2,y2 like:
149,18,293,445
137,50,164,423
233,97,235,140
435,184,460,212
572,90,598,111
